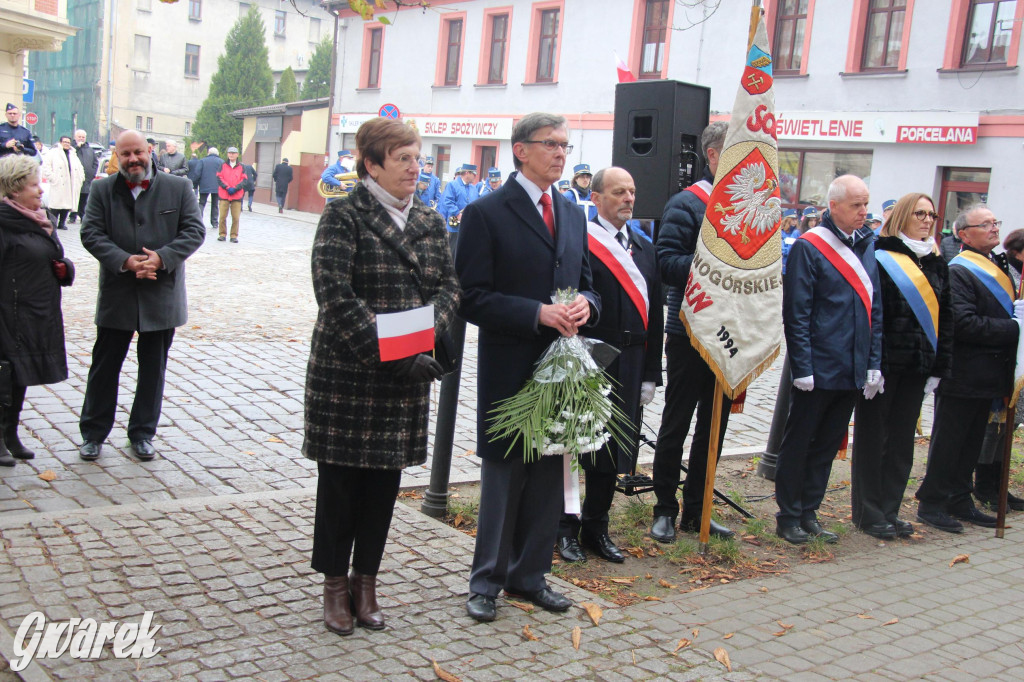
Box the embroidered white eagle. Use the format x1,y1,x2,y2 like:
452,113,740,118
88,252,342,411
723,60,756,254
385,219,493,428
714,162,782,244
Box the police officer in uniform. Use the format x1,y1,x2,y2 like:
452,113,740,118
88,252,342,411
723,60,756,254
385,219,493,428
562,163,596,221
420,156,441,206
0,104,37,158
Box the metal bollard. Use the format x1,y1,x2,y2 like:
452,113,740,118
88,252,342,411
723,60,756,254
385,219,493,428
756,353,791,481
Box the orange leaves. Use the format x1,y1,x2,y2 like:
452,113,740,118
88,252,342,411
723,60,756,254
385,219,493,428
521,625,539,641
37,470,57,482
571,626,582,650
713,647,732,672
431,659,461,682
580,602,603,626
949,553,970,567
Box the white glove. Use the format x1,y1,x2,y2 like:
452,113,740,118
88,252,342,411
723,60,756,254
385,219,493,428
863,369,884,399
924,377,941,394
1014,299,1024,320
639,382,656,406
793,375,814,391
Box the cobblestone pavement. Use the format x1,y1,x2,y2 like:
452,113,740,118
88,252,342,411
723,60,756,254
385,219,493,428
1,203,998,682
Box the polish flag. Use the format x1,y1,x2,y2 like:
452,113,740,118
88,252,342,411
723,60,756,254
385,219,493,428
376,305,435,361
615,52,636,83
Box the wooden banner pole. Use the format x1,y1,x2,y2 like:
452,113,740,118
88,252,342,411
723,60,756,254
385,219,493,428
698,385,726,554
996,399,1014,538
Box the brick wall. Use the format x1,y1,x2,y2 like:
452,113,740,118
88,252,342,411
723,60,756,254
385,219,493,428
35,0,58,15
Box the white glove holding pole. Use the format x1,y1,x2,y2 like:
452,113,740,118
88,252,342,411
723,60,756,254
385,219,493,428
793,376,814,392
863,369,884,399
924,377,941,394
639,382,656,406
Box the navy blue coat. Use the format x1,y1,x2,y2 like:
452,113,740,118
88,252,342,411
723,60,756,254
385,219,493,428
940,246,1019,399
656,168,713,337
193,155,225,194
455,172,601,461
783,212,883,390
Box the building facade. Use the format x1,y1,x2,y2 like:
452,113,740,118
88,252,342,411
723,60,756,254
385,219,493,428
28,0,333,145
330,0,1023,234
1,0,75,111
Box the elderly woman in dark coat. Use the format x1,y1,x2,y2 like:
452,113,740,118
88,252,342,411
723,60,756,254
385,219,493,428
304,118,460,636
0,154,74,466
851,193,952,539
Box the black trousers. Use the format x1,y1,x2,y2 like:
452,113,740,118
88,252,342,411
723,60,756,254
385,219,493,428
198,193,219,226
652,334,731,520
558,469,617,539
851,373,927,527
775,388,857,525
469,455,562,597
53,209,69,230
916,394,991,512
71,192,88,220
79,327,175,442
311,462,402,577
275,191,287,210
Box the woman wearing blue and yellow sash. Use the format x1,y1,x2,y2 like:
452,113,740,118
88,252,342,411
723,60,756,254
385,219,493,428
851,193,953,539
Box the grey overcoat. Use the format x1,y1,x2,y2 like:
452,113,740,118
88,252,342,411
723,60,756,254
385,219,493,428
81,171,205,332
303,183,460,469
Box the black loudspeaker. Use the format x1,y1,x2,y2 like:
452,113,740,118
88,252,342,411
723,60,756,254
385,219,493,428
612,80,711,220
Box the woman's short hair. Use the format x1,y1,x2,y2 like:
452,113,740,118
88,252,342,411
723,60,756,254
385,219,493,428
0,154,42,198
881,193,936,239
354,118,420,180
1004,228,1024,254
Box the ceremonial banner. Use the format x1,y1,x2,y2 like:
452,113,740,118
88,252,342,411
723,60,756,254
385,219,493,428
680,4,782,398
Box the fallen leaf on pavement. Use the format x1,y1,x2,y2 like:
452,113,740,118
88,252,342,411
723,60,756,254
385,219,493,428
772,630,786,637
714,647,732,672
37,470,57,482
673,638,691,652
882,618,899,626
609,577,637,584
431,659,461,682
645,573,653,579
658,579,676,589
581,602,603,626
267,436,284,443
643,596,662,601
692,628,700,638
857,614,874,619
949,553,969,567
777,620,794,630
626,546,644,559
759,587,769,593
452,513,465,528
724,633,734,639
571,626,581,650
506,600,534,613
522,625,538,641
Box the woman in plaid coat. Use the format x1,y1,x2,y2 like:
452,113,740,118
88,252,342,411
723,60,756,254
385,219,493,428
304,119,460,636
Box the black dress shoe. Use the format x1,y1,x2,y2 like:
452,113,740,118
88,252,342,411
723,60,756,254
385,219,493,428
916,509,963,533
681,516,735,539
860,521,897,539
651,515,676,543
950,505,997,528
466,594,496,622
888,517,914,537
977,492,1024,512
801,518,839,544
0,453,15,467
557,536,586,562
581,533,624,563
79,440,102,461
505,586,571,612
776,523,810,544
130,439,156,461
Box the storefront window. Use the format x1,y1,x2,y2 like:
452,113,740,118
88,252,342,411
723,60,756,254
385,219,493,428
938,167,990,235
776,149,874,209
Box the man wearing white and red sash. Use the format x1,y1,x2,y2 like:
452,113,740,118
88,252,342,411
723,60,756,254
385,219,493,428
556,167,663,564
650,122,738,543
775,174,883,544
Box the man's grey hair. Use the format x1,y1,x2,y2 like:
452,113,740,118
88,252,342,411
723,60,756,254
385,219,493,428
701,121,728,156
591,168,608,194
511,112,567,169
208,147,218,156
827,174,865,203
955,203,990,234
74,129,87,138
165,139,177,148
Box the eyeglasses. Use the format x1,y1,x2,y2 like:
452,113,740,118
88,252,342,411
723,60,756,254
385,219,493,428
389,153,421,168
964,220,1003,230
523,140,573,153
913,210,939,221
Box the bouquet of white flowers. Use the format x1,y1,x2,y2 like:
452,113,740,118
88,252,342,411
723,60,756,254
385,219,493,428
487,288,632,467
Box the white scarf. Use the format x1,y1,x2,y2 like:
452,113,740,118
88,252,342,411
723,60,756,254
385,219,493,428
364,176,412,231
899,232,936,259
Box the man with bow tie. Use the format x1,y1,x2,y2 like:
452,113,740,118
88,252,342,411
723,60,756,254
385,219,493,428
78,130,205,463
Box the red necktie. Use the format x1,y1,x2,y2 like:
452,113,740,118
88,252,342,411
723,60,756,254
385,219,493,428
127,179,150,190
538,192,555,238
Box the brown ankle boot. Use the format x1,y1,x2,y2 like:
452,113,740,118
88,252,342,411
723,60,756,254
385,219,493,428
349,571,385,630
323,575,353,635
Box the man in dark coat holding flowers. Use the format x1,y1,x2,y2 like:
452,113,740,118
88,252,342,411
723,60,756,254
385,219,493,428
456,112,600,623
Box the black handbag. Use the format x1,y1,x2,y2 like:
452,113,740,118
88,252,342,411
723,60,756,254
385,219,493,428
0,360,12,407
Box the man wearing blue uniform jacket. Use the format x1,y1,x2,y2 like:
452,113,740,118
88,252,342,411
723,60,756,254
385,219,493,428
416,171,437,207
557,180,570,193
562,163,597,222
776,174,883,545
458,112,600,623
0,104,37,158
477,167,502,197
556,167,662,564
650,122,736,543
438,164,478,229
780,208,799,273
420,156,441,206
320,150,352,188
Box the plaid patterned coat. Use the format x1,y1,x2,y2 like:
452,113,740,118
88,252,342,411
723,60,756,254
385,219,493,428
303,183,460,469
